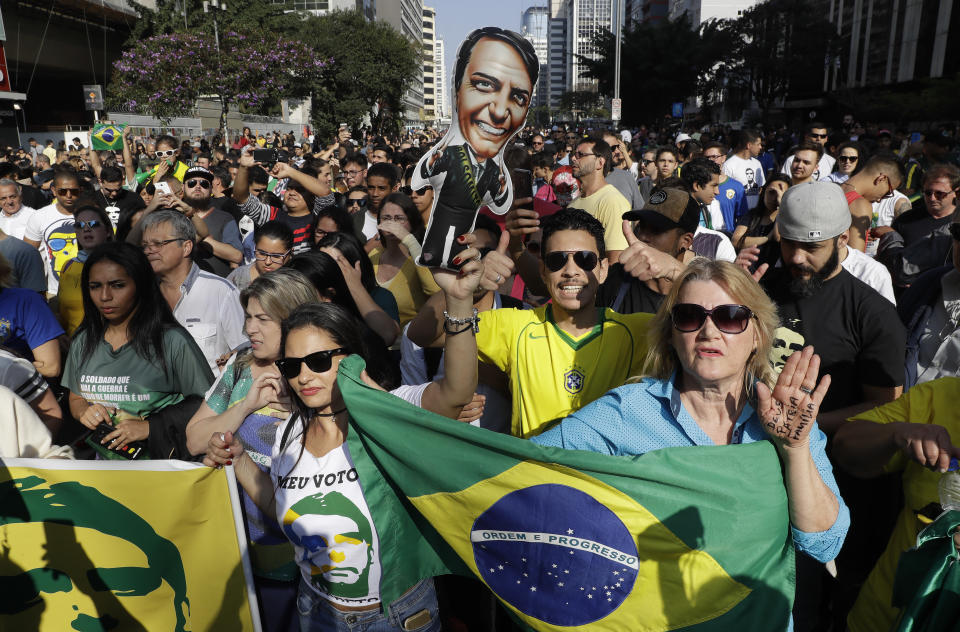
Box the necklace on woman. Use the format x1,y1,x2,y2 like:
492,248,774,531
313,407,346,418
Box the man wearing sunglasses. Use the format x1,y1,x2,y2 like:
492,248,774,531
780,123,836,181
568,137,631,264
23,169,83,296
468,208,652,439
180,166,243,278
839,156,904,252
878,164,960,289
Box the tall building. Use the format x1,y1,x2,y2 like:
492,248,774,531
547,0,569,107
422,6,437,125
280,0,375,17
640,0,669,23
565,0,618,93
823,0,957,88
377,0,425,127
435,37,449,121
522,6,550,108
668,0,759,26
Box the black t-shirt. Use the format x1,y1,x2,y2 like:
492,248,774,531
892,205,956,247
210,195,243,225
276,209,315,254
20,185,48,211
596,263,665,315
95,189,146,231
761,268,905,413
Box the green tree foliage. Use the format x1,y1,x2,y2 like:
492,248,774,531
122,0,303,43
293,10,420,139
577,14,732,124
713,0,837,123
108,32,326,131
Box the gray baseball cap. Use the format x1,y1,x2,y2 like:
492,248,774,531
777,182,851,242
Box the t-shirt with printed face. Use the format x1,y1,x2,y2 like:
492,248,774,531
722,155,765,210
62,327,214,418
273,420,382,608
761,267,905,413
23,203,78,295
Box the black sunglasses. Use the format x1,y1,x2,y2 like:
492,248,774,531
671,304,754,334
186,178,212,189
949,223,960,242
543,250,599,272
348,197,368,207
275,348,348,379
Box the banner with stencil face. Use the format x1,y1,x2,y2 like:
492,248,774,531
0,459,261,632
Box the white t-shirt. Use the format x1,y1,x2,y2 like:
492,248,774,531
271,382,427,607
841,246,896,305
693,226,736,262
23,203,78,295
873,189,910,228
0,205,37,240
722,155,765,210
705,199,725,232
781,153,836,182
273,421,383,608
361,212,378,241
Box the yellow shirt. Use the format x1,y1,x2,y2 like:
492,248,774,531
476,304,652,438
56,258,85,335
369,248,440,326
846,377,960,632
567,184,630,253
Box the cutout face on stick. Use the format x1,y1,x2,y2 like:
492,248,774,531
412,27,538,269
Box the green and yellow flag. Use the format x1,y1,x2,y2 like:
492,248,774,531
338,356,796,631
91,124,125,151
0,460,261,631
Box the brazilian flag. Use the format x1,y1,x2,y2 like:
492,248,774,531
91,124,125,151
339,356,796,630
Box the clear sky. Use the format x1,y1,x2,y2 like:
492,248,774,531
429,0,535,80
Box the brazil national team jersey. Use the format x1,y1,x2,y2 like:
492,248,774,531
476,305,652,439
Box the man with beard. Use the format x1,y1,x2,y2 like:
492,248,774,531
755,181,905,632
178,167,242,277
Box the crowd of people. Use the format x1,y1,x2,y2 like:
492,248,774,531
2,33,960,632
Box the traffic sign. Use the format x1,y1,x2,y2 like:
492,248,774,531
83,85,104,111
611,98,622,121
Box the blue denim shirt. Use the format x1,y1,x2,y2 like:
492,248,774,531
532,375,850,564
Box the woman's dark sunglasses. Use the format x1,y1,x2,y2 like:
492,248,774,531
671,304,754,334
275,348,348,379
543,250,599,272
348,198,369,207
74,220,103,230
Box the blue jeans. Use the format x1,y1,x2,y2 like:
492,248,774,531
296,578,440,632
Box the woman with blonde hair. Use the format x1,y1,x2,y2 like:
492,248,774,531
185,267,318,632
533,259,850,568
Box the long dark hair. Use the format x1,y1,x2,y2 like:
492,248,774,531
278,302,377,477
77,242,183,375
316,232,377,293
380,192,425,241
287,251,362,318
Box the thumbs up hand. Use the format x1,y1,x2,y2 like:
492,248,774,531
618,220,685,281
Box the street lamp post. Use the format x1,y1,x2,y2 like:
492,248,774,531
203,0,228,147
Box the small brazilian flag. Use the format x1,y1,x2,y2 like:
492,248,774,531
339,356,796,630
91,124,125,151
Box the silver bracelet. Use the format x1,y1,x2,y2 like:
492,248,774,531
443,308,480,334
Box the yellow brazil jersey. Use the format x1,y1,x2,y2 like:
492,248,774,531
846,377,960,632
476,304,652,439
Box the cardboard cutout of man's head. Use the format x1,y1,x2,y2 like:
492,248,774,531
412,27,538,269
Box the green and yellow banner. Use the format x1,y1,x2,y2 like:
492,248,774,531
0,460,260,631
338,355,796,631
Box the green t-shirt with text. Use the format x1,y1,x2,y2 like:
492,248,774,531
64,326,214,418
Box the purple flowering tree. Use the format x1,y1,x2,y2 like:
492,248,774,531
109,32,328,139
